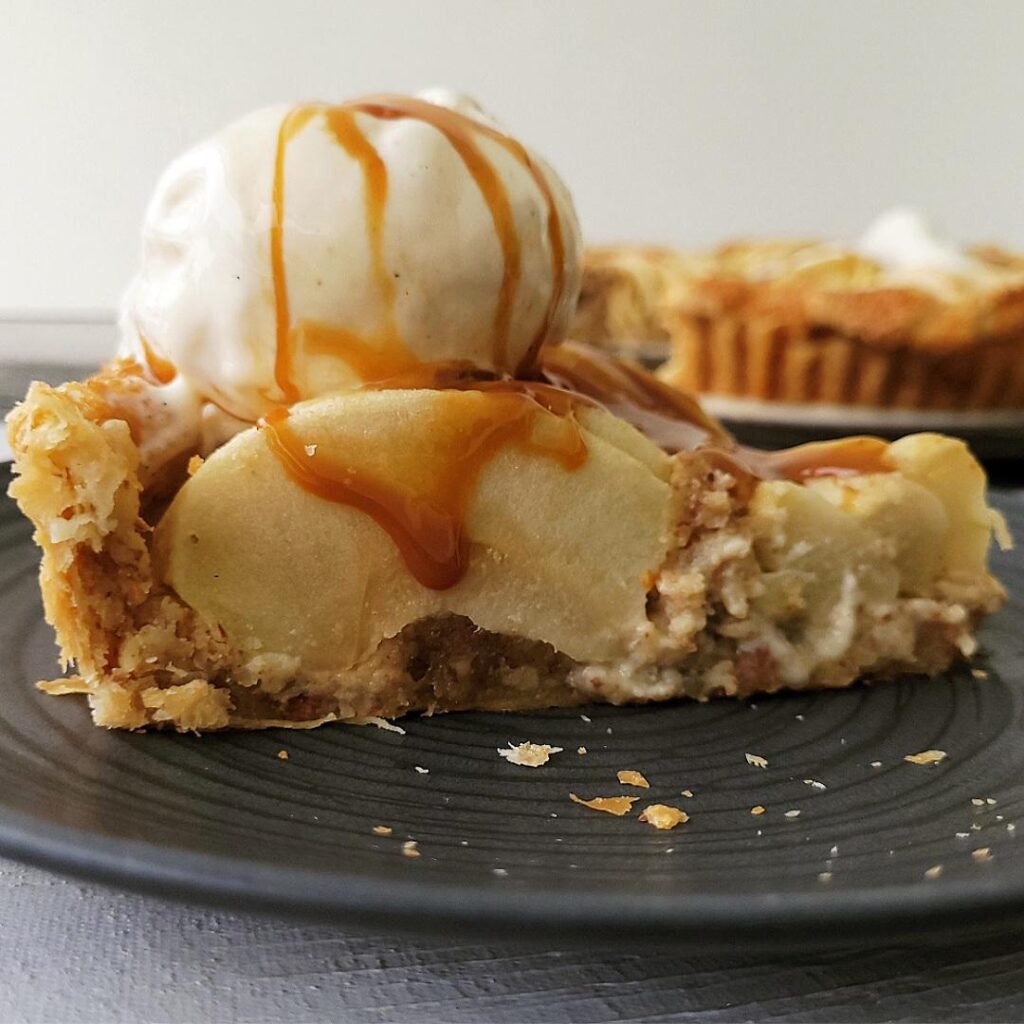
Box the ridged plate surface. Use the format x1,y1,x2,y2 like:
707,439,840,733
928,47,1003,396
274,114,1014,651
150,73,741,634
2,463,1024,949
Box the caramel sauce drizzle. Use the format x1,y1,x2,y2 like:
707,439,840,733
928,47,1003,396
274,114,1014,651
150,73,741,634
541,342,732,453
269,95,567,401
767,436,892,483
271,107,320,403
260,393,585,590
540,344,892,485
352,96,522,370
259,340,892,592
137,332,178,385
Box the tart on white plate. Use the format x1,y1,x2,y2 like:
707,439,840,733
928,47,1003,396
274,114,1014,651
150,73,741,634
7,92,1009,731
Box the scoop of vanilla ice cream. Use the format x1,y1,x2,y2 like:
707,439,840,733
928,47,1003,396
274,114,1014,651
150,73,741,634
119,89,582,422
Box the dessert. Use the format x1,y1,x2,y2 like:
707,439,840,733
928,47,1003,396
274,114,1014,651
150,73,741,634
6,97,1010,732
655,210,1024,410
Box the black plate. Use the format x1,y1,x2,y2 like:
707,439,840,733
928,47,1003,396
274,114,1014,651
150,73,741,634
2,463,1024,950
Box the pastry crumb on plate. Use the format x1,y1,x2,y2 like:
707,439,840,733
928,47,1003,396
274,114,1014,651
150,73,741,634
616,770,650,789
904,749,947,766
569,794,637,816
498,742,563,767
639,804,689,830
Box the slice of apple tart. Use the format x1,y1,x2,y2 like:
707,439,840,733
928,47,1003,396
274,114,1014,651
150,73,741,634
8,340,1008,731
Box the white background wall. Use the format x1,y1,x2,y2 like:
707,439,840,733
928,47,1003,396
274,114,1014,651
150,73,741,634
2,0,1024,362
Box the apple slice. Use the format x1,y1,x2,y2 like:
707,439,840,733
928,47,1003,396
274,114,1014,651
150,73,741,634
154,388,677,672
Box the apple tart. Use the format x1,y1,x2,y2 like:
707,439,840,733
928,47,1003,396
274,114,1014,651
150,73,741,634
580,212,1024,411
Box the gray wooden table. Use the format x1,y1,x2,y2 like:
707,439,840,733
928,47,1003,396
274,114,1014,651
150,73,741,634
3,857,1024,1024
5,360,1024,1023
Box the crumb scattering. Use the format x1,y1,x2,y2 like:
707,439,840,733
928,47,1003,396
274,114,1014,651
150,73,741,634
784,809,801,819
925,865,944,879
187,454,205,476
745,753,768,769
498,742,563,767
617,770,650,789
750,805,766,816
639,804,689,830
304,443,318,457
276,749,288,761
414,766,429,774
402,841,420,859
493,868,508,877
576,746,587,755
987,797,998,806
956,832,970,839
818,871,832,883
680,789,694,798
972,668,989,679
580,715,592,723
870,761,883,768
973,847,993,862
569,793,637,816
803,778,827,791
971,798,986,807
372,825,392,836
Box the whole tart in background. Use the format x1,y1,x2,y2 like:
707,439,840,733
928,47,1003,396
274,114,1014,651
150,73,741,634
657,210,1024,411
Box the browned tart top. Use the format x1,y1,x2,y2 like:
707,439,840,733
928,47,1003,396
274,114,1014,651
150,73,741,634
577,238,1024,352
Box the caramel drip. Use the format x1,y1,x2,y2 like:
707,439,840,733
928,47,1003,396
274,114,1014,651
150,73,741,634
288,338,890,512
539,343,894,487
271,107,319,403
476,125,566,371
294,320,420,383
321,107,393,308
541,342,732,453
768,437,893,483
351,96,523,368
353,96,567,373
259,342,894,590
137,333,177,385
260,395,586,590
270,104,420,396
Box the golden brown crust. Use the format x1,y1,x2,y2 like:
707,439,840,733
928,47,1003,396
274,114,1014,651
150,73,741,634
6,377,152,680
651,240,1024,410
664,240,1024,351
